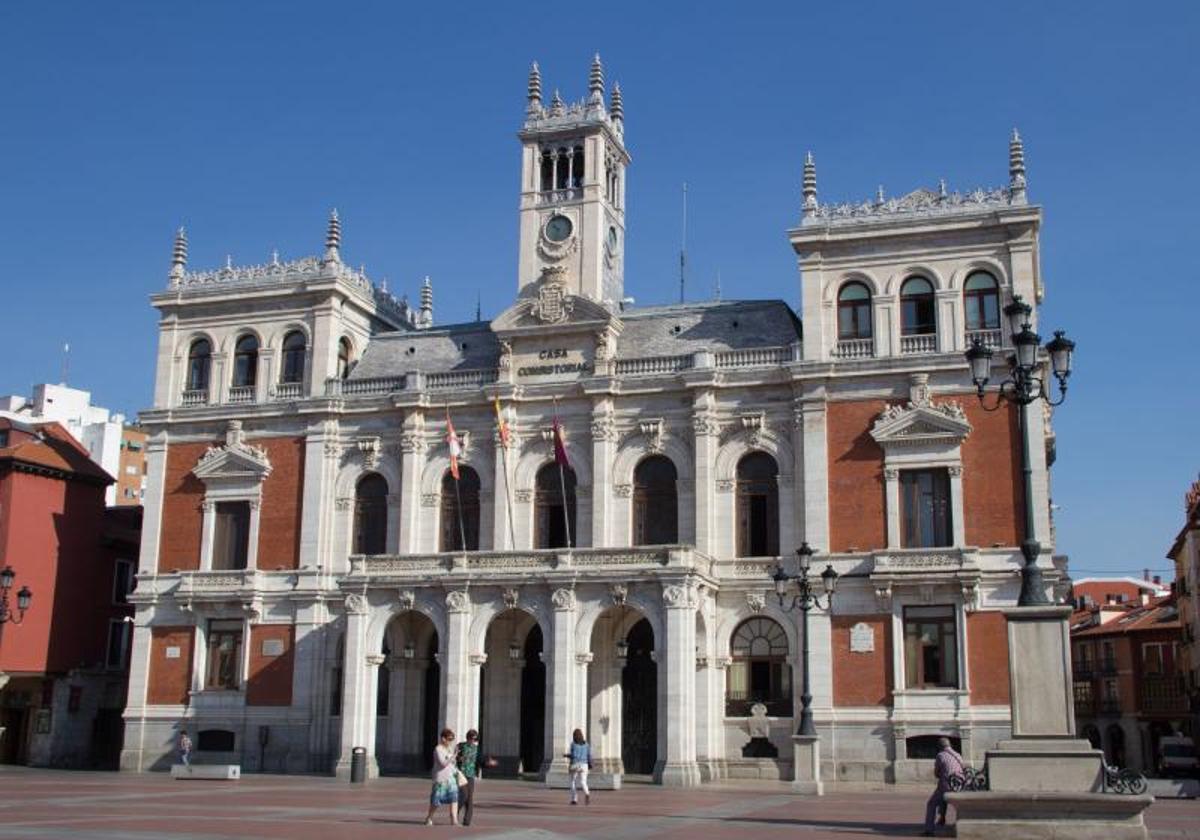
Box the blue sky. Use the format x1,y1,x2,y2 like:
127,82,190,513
1,2,1196,577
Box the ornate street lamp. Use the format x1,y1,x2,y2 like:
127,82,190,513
964,293,1075,606
0,566,33,625
772,542,838,737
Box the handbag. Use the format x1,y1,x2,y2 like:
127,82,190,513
455,768,469,787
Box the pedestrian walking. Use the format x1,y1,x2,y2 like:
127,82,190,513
178,729,193,767
424,728,462,826
454,729,482,826
564,728,592,805
922,736,965,836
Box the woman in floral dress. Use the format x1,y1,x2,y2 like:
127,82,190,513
424,728,461,826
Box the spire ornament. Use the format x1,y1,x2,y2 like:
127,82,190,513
169,226,188,284
418,275,433,329
323,209,341,265
527,61,543,112
550,89,565,117
610,82,623,125
1009,128,1027,204
801,152,818,219
588,53,604,104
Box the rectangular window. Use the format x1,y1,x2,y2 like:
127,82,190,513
1142,642,1175,675
903,606,959,689
900,469,952,548
205,620,244,690
212,501,251,570
106,619,131,669
113,559,134,604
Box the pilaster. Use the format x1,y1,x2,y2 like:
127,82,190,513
398,414,425,553
692,390,718,556
335,595,378,778
590,399,616,547
441,590,474,739
799,394,830,552
543,587,577,784
659,583,700,787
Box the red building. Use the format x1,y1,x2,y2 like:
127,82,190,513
0,416,137,767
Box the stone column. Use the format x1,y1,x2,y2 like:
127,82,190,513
493,432,516,550
544,587,577,786
660,583,700,787
335,594,377,778
590,399,616,548
118,618,155,770
299,421,337,571
398,416,425,553
884,468,901,548
798,393,830,552
441,590,474,739
692,392,719,556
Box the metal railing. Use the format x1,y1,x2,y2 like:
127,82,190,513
1099,656,1118,675
227,386,255,404
899,333,937,354
1140,676,1190,714
832,337,875,359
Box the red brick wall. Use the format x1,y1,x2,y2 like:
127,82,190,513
827,399,888,553
826,397,1024,553
961,402,1023,547
246,625,295,706
831,615,893,706
158,436,305,572
159,442,209,572
255,438,305,570
967,611,1010,705
147,627,194,705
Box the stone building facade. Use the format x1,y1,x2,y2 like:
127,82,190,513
121,57,1068,785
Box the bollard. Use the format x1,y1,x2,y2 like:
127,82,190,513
350,746,367,783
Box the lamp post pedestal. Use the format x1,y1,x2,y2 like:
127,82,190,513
947,606,1153,839
791,734,823,795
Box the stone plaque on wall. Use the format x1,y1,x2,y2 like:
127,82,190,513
261,639,285,657
165,646,181,659
849,622,875,653
513,339,594,383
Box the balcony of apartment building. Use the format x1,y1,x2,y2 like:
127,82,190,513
1098,654,1118,676
1139,675,1190,716
1073,681,1097,717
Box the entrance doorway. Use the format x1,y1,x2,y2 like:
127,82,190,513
377,610,440,774
481,609,546,778
621,618,657,775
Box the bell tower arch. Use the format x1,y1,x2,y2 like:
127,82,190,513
517,55,629,308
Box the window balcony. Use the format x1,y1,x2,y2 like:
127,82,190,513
536,187,583,205
725,691,793,718
1140,675,1190,714
181,389,209,407
1073,664,1094,681
1100,698,1121,714
900,333,937,354
273,382,303,400
832,338,875,359
227,386,256,404
1099,656,1118,675
965,328,1003,350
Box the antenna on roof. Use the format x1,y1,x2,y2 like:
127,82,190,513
714,268,721,301
679,182,688,304
476,291,482,322
61,342,70,386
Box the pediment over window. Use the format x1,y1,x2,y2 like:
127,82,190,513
871,400,972,447
194,421,272,481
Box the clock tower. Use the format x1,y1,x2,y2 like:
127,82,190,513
517,55,629,308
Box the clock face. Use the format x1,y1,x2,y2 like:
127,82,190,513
545,214,573,243
606,226,619,253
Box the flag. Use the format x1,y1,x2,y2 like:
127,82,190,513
552,416,570,468
445,410,461,480
493,397,510,448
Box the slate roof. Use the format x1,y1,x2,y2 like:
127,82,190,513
348,299,801,379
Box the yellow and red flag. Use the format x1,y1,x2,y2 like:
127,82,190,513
493,396,510,449
445,409,461,480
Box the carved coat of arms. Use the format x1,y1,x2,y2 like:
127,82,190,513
530,268,574,324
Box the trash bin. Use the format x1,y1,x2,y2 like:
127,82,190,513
350,747,367,784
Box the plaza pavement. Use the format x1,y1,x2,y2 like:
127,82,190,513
0,768,1196,840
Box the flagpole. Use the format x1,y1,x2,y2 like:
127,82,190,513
446,404,468,551
453,471,468,551
499,442,517,550
553,398,572,549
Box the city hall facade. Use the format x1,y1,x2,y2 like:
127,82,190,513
122,57,1066,786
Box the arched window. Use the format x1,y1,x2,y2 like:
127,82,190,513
186,338,211,393
336,337,353,380
736,452,779,557
535,462,576,549
837,282,873,340
540,149,554,192
440,465,481,551
571,145,584,189
727,617,791,716
900,276,936,336
633,455,678,545
353,473,388,555
555,147,570,190
964,271,1000,331
232,334,259,388
280,330,306,384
